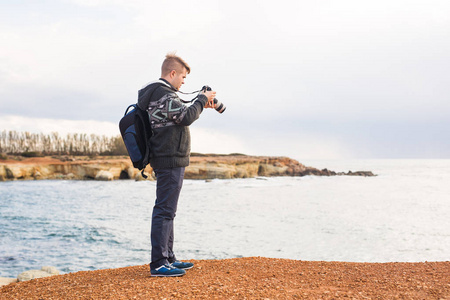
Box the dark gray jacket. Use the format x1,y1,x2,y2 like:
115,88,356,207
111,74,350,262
137,79,207,169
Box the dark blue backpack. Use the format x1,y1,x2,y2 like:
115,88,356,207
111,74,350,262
119,104,152,178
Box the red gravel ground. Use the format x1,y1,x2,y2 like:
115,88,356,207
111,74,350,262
1,257,449,299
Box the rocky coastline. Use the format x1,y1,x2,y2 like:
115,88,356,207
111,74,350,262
0,154,374,181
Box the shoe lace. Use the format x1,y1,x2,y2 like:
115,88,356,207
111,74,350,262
156,264,176,271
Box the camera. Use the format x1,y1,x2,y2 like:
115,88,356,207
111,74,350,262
202,85,226,114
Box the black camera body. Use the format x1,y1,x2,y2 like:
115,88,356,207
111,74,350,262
202,85,226,114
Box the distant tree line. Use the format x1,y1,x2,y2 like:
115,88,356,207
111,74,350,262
0,130,127,156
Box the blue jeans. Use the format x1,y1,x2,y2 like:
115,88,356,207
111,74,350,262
150,167,185,269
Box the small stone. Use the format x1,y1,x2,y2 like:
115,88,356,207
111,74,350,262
17,266,60,282
18,270,52,282
41,266,59,275
95,170,114,181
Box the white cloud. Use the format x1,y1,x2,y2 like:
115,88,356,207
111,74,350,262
0,115,119,137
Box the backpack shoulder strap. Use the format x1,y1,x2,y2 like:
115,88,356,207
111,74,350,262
134,106,152,177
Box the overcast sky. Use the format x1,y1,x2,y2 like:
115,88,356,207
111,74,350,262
1,0,449,159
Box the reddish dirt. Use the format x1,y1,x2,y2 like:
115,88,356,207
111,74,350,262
1,257,449,299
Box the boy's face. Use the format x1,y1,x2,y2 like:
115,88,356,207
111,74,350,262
171,67,187,91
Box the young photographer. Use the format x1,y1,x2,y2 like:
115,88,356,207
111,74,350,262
137,53,216,277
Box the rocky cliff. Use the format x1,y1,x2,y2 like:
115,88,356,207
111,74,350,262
0,155,374,181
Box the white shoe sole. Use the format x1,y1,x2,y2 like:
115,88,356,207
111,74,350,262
151,272,185,277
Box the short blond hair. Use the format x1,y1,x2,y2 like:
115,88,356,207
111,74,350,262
161,53,191,76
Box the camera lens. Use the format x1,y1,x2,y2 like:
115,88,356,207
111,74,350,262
213,98,226,113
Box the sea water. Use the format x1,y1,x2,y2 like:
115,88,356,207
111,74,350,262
1,159,449,278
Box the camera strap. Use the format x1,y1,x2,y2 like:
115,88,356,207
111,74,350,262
155,78,202,104
177,89,202,104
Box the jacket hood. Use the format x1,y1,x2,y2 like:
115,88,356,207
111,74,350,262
137,79,173,110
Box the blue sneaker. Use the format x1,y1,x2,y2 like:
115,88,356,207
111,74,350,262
151,264,186,277
171,260,194,270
